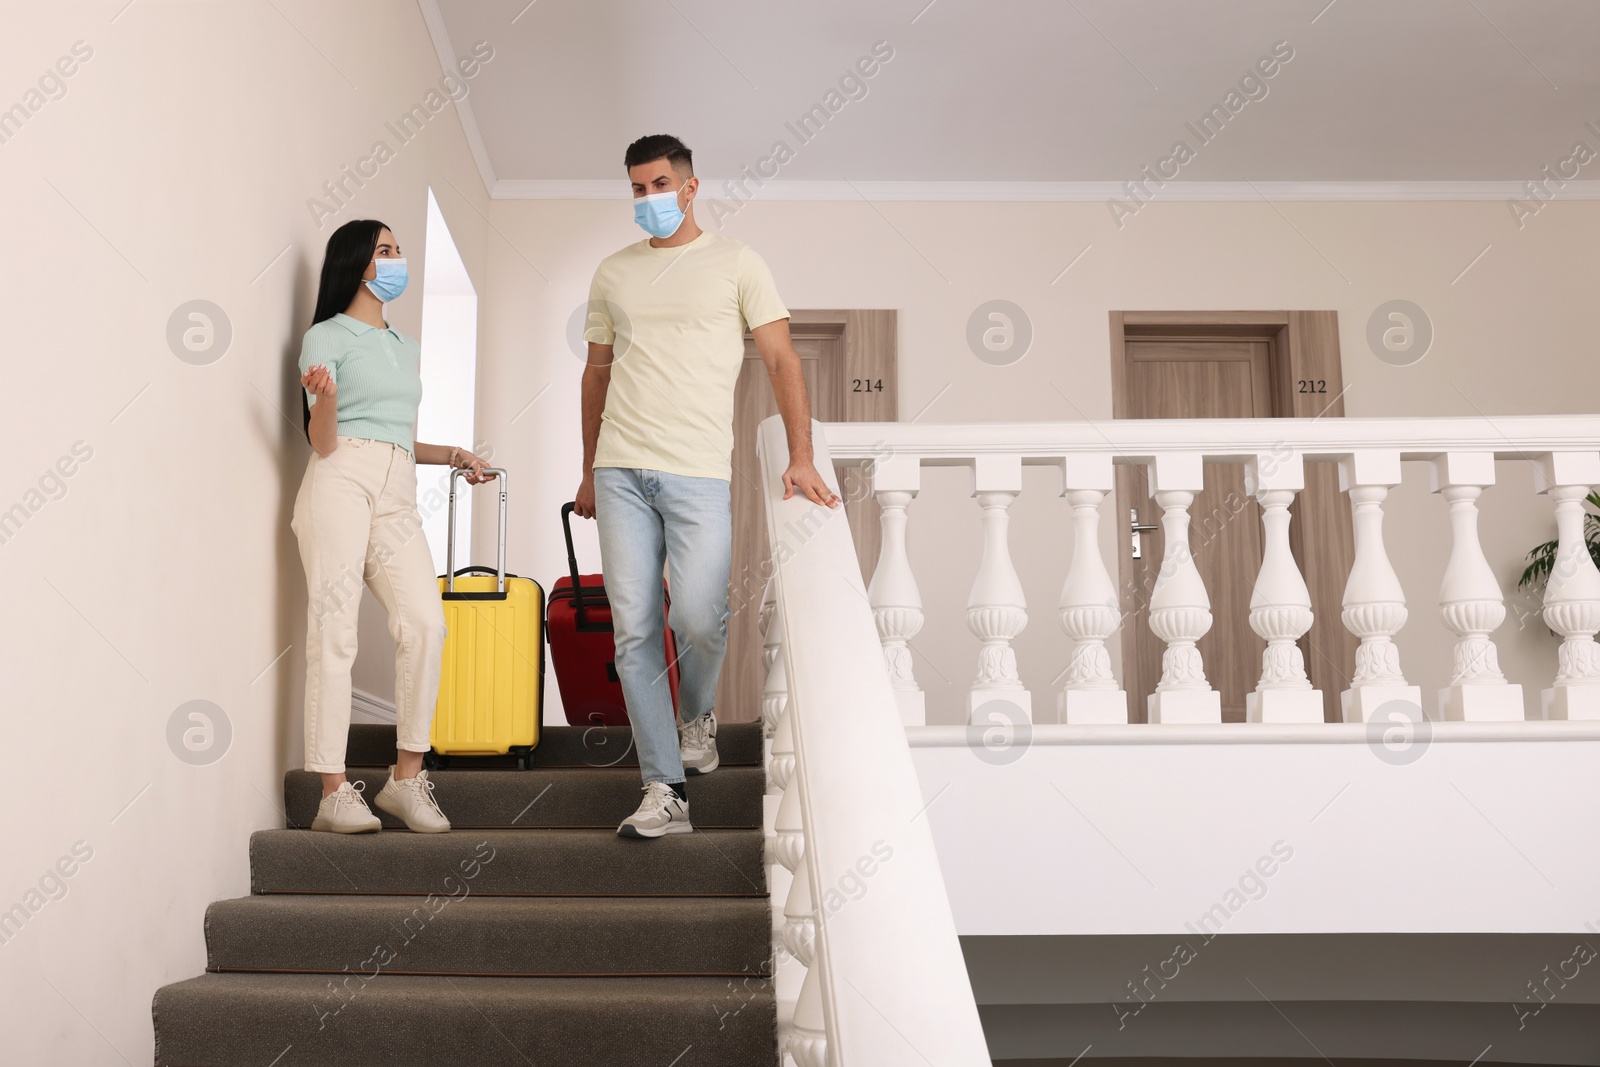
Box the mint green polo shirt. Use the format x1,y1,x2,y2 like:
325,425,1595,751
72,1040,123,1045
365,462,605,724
298,313,423,453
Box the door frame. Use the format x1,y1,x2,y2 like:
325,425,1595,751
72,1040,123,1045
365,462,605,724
718,309,897,723
1109,310,1356,722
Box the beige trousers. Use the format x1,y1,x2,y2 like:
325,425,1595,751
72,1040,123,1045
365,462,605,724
291,435,445,773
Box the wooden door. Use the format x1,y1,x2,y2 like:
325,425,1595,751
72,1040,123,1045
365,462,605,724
1116,339,1273,722
710,310,896,723
1112,311,1357,723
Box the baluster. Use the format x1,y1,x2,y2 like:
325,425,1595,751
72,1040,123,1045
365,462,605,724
787,963,828,1067
772,774,805,874
1145,454,1222,723
966,453,1031,724
768,705,795,795
1537,452,1600,720
759,575,778,678
781,851,817,968
1337,450,1423,722
868,452,926,726
1433,453,1524,720
1055,453,1127,723
1244,451,1324,723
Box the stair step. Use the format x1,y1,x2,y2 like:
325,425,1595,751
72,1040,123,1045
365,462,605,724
346,720,764,769
153,972,776,1066
250,828,767,897
283,766,764,830
205,894,772,976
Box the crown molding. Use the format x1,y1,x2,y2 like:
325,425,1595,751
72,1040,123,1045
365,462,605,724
416,0,498,195
490,178,1600,202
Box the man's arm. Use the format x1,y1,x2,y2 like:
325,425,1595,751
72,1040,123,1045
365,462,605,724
573,342,613,518
751,318,840,509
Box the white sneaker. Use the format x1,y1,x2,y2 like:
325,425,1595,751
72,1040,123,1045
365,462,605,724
373,768,452,833
310,780,382,834
617,781,692,838
678,711,719,775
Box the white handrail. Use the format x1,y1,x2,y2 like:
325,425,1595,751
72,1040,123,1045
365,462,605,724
818,414,1600,461
757,415,991,1067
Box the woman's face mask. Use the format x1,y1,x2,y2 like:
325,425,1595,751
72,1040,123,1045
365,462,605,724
633,187,686,238
366,257,408,302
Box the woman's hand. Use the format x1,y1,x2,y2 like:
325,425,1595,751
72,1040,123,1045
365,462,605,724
302,365,337,402
452,448,496,485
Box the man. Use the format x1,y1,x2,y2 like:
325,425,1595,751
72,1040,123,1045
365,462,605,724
574,134,839,839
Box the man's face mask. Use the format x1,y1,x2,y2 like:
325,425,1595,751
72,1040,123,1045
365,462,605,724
633,186,686,238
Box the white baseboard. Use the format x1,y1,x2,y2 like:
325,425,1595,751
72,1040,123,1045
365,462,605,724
351,688,398,725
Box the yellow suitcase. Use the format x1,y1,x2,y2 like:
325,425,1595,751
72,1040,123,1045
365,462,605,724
428,467,544,769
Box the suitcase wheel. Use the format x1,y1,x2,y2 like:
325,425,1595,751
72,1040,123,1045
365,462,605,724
511,746,533,771
423,751,450,772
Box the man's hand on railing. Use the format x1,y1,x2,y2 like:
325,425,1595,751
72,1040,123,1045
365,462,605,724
782,459,841,508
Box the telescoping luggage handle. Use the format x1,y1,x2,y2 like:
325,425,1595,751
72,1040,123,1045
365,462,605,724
446,467,509,595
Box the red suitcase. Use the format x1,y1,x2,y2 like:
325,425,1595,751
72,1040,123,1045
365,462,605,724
547,501,682,726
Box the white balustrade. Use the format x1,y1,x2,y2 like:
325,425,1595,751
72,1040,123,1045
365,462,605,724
1432,453,1524,721
1537,452,1600,720
1338,450,1423,722
1056,453,1128,723
819,416,1600,736
1244,451,1323,723
756,416,993,1067
965,453,1032,724
867,451,927,726
1144,454,1222,723
755,415,1600,1067
762,583,803,1063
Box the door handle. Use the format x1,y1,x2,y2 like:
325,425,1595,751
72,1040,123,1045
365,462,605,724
1129,508,1158,559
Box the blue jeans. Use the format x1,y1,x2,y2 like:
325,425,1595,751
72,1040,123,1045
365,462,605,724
593,466,731,785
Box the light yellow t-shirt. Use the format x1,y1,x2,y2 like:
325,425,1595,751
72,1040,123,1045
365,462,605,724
584,232,789,481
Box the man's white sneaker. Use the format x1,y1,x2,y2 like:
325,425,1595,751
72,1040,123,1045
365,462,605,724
617,781,692,838
310,780,382,834
373,768,452,833
678,711,719,775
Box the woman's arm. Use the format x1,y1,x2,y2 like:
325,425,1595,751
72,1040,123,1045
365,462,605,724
302,366,338,457
415,442,496,484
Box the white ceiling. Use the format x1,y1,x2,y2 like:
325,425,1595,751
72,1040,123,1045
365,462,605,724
428,0,1600,197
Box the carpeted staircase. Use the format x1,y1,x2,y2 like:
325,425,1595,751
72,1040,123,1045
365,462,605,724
152,721,776,1066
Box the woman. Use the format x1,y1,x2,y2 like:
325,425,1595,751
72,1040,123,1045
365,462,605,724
291,219,493,834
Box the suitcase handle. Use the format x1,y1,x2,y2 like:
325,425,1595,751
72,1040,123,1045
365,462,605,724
560,501,593,629
447,468,509,594
448,565,521,579
559,501,671,634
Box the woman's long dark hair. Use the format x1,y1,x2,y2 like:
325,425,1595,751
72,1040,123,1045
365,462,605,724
301,219,390,439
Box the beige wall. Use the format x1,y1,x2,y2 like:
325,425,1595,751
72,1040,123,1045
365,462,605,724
480,194,1600,725
5,4,1597,1060
0,2,492,1062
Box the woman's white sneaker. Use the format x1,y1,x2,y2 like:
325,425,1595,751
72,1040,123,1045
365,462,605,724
678,711,719,775
618,781,692,838
374,768,452,833
310,780,382,834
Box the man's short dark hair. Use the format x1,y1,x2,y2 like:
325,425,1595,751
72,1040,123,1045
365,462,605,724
624,134,693,177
